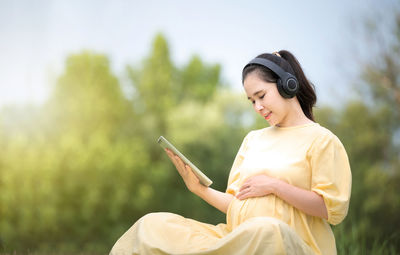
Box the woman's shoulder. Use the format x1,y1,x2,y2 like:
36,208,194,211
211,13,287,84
307,124,346,152
308,123,336,138
313,123,342,141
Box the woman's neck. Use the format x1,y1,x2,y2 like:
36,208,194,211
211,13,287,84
276,101,313,127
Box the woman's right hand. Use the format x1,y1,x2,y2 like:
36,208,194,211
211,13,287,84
165,148,234,214
164,148,203,194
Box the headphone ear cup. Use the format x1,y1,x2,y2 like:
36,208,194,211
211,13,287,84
281,75,299,98
276,78,291,98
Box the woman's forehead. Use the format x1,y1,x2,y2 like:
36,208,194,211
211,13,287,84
244,74,274,95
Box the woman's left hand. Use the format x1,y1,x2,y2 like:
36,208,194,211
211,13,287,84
164,148,203,194
236,174,280,200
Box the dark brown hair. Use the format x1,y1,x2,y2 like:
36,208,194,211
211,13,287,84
242,50,317,121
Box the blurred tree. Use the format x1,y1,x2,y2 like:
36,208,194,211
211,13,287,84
0,51,154,253
179,55,222,103
126,33,224,161
45,51,131,139
127,34,175,138
354,5,400,248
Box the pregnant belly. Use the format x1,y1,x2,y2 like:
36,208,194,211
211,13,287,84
227,195,291,230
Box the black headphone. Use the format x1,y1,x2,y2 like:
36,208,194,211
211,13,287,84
243,57,299,98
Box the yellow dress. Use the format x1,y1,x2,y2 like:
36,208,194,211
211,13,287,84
110,123,352,255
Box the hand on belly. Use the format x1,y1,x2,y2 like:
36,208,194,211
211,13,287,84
236,174,280,200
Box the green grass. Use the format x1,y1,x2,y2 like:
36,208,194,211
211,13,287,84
335,225,399,255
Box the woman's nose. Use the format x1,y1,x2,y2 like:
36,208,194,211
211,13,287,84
254,101,264,112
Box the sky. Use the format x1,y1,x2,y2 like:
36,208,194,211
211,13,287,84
0,0,392,107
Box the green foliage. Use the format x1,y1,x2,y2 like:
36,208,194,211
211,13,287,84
179,55,222,103
46,51,130,137
128,34,175,119
0,51,152,253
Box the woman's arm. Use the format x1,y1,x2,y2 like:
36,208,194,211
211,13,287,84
236,175,328,219
195,186,234,214
165,149,234,214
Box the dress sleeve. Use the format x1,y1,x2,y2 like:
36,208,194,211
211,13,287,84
310,133,352,225
226,131,254,195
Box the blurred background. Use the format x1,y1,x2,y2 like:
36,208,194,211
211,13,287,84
0,0,399,254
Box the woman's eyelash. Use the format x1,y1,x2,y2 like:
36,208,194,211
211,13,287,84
251,94,265,104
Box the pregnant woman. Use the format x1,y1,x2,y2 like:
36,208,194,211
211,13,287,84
110,50,352,255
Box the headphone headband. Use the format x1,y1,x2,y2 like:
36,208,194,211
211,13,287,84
243,56,299,98
245,58,289,80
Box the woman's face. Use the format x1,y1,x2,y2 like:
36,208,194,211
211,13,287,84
243,72,291,127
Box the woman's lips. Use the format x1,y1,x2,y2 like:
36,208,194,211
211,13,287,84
264,112,272,120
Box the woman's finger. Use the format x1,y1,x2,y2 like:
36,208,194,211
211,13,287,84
239,182,251,192
174,155,186,170
240,178,252,190
167,153,179,167
243,186,251,194
237,190,249,200
165,149,176,161
166,150,182,167
165,150,185,173
237,184,254,199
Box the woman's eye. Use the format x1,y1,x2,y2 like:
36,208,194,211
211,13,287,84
260,94,265,99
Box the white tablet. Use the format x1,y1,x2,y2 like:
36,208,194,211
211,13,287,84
157,136,213,187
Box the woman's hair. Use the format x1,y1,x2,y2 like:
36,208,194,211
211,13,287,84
242,50,317,121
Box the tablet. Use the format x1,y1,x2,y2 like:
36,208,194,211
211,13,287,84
157,136,213,187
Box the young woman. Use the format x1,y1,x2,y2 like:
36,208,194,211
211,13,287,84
110,50,352,255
